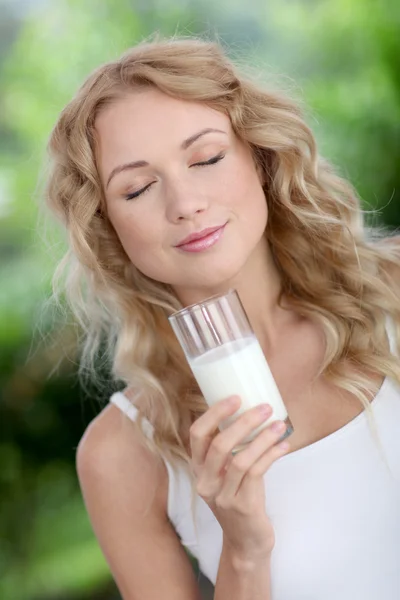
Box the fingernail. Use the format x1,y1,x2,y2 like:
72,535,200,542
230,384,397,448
258,403,271,415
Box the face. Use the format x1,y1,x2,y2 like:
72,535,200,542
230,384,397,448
95,87,268,300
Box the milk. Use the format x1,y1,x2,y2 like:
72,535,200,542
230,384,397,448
189,336,289,445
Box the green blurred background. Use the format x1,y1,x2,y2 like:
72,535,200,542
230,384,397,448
1,0,399,598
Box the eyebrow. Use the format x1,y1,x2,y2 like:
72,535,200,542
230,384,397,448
105,127,227,189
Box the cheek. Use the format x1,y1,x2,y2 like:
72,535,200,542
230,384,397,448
228,159,268,217
108,206,161,262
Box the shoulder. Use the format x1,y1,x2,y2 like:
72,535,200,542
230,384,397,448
76,400,169,519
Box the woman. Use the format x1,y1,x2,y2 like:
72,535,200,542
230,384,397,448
45,36,400,599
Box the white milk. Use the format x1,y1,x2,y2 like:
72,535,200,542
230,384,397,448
189,336,288,445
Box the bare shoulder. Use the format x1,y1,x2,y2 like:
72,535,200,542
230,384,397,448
76,401,201,600
77,400,166,507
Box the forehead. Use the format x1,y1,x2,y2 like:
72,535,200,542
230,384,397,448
94,88,231,153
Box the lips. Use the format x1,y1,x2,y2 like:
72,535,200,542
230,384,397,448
174,224,227,253
175,225,226,247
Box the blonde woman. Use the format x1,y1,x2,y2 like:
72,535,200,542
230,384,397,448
45,37,400,600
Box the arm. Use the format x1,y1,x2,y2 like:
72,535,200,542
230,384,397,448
76,404,201,600
214,542,272,600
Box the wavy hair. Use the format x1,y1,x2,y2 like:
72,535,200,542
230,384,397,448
45,36,400,505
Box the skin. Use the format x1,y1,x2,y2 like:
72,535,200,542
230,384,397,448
95,87,302,354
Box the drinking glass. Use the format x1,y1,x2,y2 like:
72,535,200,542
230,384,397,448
169,289,293,453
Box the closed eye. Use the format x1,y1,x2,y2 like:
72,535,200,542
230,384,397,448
125,182,154,201
125,152,225,200
191,152,225,168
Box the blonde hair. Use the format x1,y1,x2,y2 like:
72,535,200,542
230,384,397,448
45,35,400,521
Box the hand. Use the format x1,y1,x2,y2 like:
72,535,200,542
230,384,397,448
189,396,290,559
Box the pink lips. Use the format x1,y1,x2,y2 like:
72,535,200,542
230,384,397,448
175,224,226,253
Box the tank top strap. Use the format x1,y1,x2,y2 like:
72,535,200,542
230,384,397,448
109,390,191,533
110,391,155,438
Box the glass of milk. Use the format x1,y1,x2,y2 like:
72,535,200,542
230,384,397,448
168,289,293,452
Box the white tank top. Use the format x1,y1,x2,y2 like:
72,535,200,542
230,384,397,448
110,321,400,599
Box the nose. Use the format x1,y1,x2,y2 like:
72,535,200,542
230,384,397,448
165,182,210,223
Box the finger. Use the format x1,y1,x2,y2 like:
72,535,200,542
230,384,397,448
189,395,241,468
197,404,273,490
218,420,289,500
247,436,290,478
235,438,290,509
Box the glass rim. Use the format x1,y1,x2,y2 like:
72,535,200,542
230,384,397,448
168,288,237,320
